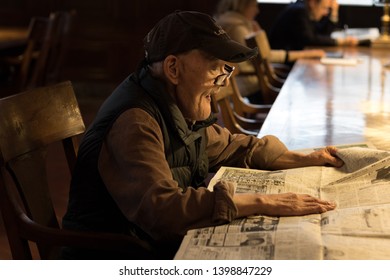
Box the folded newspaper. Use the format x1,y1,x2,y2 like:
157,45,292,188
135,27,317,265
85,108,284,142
174,146,390,260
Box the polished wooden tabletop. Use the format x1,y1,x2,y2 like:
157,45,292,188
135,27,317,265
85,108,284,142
258,47,390,151
0,26,28,51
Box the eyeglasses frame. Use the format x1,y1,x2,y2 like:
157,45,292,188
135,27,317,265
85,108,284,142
214,64,235,86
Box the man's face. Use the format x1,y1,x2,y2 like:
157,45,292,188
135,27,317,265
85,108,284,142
173,50,229,122
310,0,330,21
243,0,260,20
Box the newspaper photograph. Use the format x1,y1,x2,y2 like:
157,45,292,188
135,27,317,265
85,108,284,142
175,214,324,260
322,234,390,260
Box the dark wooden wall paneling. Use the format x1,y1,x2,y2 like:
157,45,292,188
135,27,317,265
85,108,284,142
0,1,384,83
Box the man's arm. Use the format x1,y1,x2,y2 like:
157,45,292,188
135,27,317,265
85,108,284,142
206,126,341,217
206,125,288,171
234,145,341,217
233,192,336,217
239,145,342,217
267,146,344,170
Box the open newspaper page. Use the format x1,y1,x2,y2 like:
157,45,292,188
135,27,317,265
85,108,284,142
318,149,390,259
174,214,323,260
319,204,390,259
174,147,390,260
176,166,326,260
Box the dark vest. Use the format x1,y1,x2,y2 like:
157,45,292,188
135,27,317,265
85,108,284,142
63,68,216,243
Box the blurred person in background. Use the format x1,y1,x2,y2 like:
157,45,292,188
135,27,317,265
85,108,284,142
269,0,358,51
215,0,326,104
316,0,341,36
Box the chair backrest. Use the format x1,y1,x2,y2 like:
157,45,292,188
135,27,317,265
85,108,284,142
0,81,154,259
0,81,85,259
11,11,76,91
18,13,58,90
252,29,272,61
245,32,280,104
45,10,77,84
211,81,261,136
246,30,287,82
229,74,271,119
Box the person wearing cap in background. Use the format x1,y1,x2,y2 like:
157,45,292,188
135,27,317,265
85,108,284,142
62,10,343,260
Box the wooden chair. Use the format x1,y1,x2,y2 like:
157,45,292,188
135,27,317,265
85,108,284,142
240,58,279,105
245,30,287,104
211,79,267,136
0,81,153,259
229,74,271,120
246,30,290,81
45,10,77,84
2,14,56,93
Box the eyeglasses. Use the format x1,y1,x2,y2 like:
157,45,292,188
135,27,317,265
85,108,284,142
214,64,235,86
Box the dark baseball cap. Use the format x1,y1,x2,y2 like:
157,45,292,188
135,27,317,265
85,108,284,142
143,10,258,63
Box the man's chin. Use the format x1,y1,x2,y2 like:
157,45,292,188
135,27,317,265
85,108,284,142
194,111,212,122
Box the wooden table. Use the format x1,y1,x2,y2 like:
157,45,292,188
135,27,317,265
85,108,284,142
258,47,390,151
0,26,28,51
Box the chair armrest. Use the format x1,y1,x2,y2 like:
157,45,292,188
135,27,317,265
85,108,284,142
233,112,264,131
17,212,155,258
238,102,271,116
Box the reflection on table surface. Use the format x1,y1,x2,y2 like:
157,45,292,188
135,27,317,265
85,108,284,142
258,47,390,151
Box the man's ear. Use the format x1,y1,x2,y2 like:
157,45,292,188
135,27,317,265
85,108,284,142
307,0,316,10
163,55,179,85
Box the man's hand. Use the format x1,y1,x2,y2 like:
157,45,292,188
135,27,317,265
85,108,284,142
269,146,344,170
234,192,336,217
337,36,359,47
329,0,339,22
305,146,344,167
257,192,336,216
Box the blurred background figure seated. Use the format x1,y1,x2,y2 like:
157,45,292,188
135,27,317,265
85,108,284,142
269,0,358,51
214,0,326,105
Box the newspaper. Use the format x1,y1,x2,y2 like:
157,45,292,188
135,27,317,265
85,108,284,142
174,146,390,260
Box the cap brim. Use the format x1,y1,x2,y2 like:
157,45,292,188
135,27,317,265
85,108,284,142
201,38,258,63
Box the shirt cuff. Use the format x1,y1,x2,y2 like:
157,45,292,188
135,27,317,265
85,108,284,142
211,180,237,224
